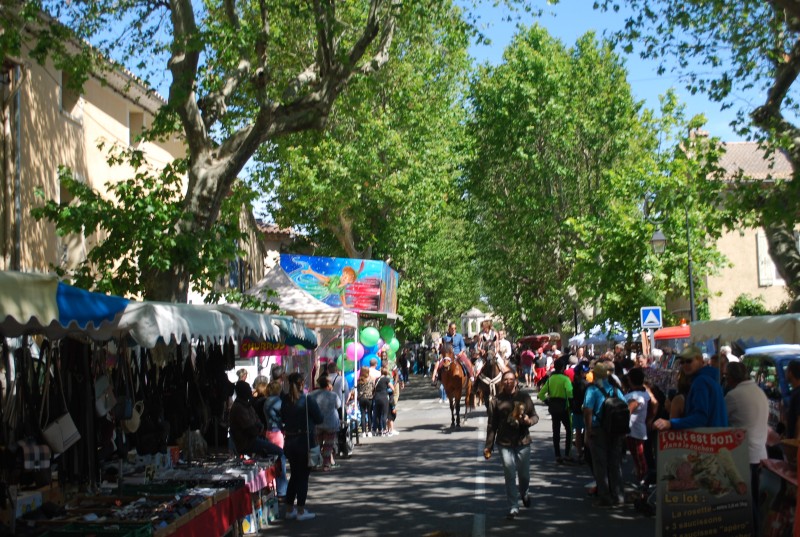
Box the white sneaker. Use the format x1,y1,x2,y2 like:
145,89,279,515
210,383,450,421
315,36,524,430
296,510,316,521
365,431,371,437
285,510,297,520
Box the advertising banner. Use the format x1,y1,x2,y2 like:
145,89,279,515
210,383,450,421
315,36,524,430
239,337,289,359
657,428,753,537
280,254,398,314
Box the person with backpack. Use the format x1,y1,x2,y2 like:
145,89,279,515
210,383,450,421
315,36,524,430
583,360,630,508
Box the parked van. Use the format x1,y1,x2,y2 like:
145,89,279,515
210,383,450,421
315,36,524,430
742,344,800,430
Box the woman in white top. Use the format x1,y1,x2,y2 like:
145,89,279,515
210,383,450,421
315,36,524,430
624,368,651,484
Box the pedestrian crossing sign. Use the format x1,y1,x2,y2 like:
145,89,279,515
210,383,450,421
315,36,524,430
640,306,663,328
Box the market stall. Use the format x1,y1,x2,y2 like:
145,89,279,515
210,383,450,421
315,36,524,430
1,270,317,536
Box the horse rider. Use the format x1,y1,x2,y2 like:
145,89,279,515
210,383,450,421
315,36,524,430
441,322,475,381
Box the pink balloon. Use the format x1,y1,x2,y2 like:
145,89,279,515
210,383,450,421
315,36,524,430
345,342,365,361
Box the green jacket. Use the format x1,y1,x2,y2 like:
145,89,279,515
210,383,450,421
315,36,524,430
538,372,573,401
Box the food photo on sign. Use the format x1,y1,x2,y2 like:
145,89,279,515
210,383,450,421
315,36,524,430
657,428,752,537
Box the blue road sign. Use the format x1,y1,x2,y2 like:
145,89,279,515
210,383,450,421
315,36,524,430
640,306,663,329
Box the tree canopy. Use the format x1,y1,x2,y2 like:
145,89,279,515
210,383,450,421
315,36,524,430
464,25,726,335
599,0,800,312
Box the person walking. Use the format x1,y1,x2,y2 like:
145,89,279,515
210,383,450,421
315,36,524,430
280,372,323,521
520,347,535,388
538,358,574,463
483,370,540,520
583,361,627,508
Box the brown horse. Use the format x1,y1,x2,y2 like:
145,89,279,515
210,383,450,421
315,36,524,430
438,348,474,428
474,348,503,412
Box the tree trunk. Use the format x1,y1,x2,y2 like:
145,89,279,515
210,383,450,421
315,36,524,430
763,219,800,312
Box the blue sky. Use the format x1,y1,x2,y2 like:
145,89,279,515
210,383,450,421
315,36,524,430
467,2,754,141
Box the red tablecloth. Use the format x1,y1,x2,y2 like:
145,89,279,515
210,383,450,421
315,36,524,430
167,487,251,537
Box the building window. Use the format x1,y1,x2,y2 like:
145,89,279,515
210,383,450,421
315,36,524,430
60,71,83,121
129,110,145,145
756,230,785,287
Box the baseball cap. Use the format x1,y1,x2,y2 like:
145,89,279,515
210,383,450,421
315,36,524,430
678,345,704,359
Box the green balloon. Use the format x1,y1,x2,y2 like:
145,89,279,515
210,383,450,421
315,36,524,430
361,327,380,347
389,337,400,353
336,354,345,370
379,325,395,342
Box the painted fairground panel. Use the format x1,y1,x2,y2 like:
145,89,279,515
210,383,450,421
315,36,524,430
280,254,398,314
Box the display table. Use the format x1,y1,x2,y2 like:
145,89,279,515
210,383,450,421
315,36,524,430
759,458,797,537
23,457,279,537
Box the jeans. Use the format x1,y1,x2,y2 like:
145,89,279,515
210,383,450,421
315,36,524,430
251,437,288,496
438,383,446,401
498,444,531,512
590,428,625,503
358,397,373,433
284,435,312,507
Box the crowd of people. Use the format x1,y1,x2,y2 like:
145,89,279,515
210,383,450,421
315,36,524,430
484,338,784,526
223,323,799,527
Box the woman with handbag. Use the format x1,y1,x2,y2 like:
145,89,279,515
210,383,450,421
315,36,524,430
280,372,323,521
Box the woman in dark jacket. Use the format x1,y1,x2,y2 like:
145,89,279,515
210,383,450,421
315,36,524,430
280,372,323,521
372,366,393,437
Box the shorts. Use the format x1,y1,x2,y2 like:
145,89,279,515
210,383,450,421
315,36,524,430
521,365,532,376
571,412,585,430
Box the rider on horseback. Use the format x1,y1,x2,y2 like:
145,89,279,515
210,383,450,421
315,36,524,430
441,322,474,381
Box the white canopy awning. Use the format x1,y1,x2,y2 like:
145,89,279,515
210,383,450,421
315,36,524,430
116,302,235,348
205,304,282,343
246,264,358,329
691,314,800,347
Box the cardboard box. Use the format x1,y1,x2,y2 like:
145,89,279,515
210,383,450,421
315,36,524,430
0,489,43,526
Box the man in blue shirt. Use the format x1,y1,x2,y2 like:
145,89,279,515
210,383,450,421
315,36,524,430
654,344,728,431
441,322,474,380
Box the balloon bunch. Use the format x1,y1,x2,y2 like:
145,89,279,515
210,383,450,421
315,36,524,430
344,325,401,372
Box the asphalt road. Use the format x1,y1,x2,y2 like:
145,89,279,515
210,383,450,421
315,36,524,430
257,376,657,536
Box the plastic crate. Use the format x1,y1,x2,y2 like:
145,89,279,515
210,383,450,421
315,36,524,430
41,522,152,537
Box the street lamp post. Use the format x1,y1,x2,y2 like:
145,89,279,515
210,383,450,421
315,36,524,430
684,208,697,323
650,212,697,323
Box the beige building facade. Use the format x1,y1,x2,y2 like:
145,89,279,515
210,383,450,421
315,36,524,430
1,46,182,274
690,142,796,320
1,45,272,299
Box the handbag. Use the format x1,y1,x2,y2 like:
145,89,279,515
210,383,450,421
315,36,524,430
40,345,81,453
113,350,134,420
95,374,117,417
308,444,322,468
304,394,322,468
123,401,145,434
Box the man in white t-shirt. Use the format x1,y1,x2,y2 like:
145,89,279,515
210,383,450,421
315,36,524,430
497,330,512,373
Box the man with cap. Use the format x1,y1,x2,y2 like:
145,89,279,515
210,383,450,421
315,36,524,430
654,345,728,431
